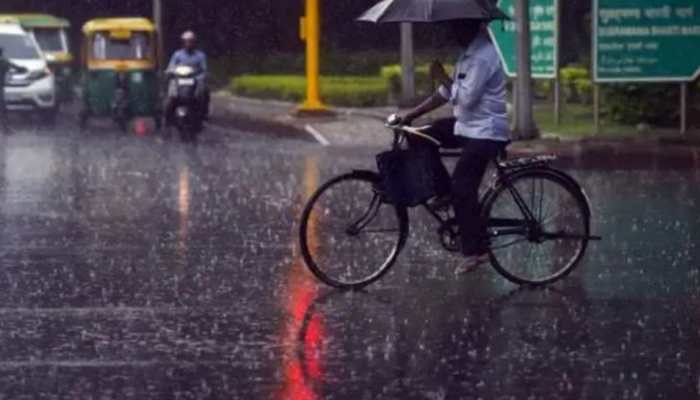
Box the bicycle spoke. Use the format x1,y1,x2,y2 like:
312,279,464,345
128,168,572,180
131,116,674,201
490,238,528,250
300,173,405,288
486,172,589,284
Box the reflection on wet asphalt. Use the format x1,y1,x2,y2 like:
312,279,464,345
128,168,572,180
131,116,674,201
0,121,698,399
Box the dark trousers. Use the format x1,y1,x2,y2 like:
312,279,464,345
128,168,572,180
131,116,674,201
410,118,505,255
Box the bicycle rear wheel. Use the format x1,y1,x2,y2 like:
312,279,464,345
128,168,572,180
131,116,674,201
299,171,409,290
483,169,590,285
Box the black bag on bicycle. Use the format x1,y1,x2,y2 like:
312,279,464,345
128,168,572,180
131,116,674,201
376,148,440,207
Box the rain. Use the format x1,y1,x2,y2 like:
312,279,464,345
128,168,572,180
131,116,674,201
0,0,699,398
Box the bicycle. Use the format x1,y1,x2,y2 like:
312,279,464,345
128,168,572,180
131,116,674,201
299,118,601,290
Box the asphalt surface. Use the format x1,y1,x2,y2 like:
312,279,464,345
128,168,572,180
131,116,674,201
0,112,698,399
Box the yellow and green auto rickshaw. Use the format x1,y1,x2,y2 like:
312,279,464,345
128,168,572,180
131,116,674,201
80,18,161,131
2,14,74,102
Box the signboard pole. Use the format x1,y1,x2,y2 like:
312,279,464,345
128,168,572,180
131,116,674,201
593,84,601,134
514,0,538,139
512,79,518,127
554,79,561,126
400,23,416,106
553,0,561,126
681,83,688,135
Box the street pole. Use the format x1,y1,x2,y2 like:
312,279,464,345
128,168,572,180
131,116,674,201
514,0,538,139
593,84,601,134
400,23,416,106
553,0,561,126
153,0,164,68
554,78,561,126
299,0,327,113
681,82,688,135
512,79,518,128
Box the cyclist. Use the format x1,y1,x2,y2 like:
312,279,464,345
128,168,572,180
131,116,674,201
396,20,510,269
164,31,210,126
0,47,28,134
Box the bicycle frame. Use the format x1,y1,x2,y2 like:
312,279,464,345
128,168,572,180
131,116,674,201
387,125,601,243
414,151,521,238
420,150,601,243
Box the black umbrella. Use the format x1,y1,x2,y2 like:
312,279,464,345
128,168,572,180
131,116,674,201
357,0,509,23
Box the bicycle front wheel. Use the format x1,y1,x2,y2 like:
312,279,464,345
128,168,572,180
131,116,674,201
483,169,591,285
299,171,409,290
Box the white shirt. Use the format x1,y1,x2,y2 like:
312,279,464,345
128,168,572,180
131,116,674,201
438,31,510,142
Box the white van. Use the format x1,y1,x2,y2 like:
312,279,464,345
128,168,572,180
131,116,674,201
0,20,57,120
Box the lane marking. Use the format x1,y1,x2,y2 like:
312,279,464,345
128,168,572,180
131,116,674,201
304,124,330,147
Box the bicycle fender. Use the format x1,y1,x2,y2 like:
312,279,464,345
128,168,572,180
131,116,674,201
479,167,592,220
351,169,382,182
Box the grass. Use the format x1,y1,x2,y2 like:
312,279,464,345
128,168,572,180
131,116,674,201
534,102,645,139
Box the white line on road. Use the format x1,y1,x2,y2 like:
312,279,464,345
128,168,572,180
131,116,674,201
305,124,330,146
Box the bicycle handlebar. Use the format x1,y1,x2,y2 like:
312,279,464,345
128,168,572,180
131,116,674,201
384,116,509,161
387,124,442,146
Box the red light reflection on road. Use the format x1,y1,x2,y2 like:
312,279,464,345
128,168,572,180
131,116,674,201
277,157,325,400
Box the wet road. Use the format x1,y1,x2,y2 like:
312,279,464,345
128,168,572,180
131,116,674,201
0,114,698,399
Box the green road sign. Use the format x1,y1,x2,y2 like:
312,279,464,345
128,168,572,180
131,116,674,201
489,0,559,79
594,0,700,82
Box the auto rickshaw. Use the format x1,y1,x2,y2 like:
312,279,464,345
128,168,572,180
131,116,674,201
1,14,74,102
80,18,161,131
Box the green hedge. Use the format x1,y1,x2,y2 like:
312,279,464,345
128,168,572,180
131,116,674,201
230,75,390,107
555,65,682,125
560,66,593,104
604,83,679,125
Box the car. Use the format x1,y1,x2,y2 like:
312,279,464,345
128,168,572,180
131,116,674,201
0,18,57,123
0,14,74,103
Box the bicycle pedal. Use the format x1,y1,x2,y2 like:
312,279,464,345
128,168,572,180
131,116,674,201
427,196,452,213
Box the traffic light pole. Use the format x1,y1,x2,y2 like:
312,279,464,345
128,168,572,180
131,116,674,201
299,0,328,113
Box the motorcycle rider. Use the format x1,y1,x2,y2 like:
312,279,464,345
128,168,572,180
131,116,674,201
164,31,209,127
0,47,28,134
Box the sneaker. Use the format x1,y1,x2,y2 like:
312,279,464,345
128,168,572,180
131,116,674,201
455,253,490,275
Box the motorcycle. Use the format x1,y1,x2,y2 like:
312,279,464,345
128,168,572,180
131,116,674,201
167,65,205,142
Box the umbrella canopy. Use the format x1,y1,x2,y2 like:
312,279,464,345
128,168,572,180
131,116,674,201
358,0,509,23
